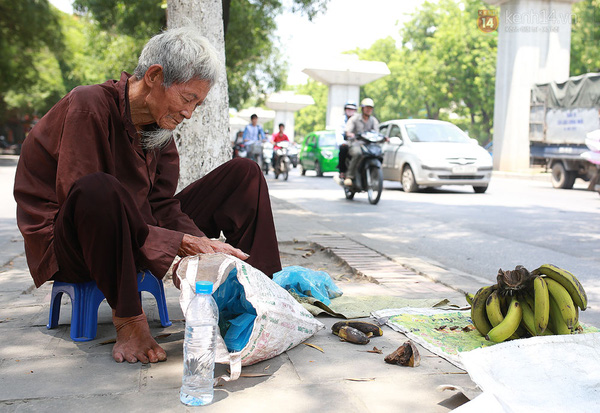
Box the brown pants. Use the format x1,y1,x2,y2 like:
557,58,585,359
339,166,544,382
53,158,281,317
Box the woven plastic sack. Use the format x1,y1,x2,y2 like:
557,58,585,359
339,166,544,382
176,253,324,381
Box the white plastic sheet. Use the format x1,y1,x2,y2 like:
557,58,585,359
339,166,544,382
455,333,600,412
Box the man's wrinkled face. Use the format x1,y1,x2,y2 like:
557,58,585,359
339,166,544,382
147,79,212,130
362,106,374,116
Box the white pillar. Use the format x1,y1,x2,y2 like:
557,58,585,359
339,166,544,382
273,111,296,141
327,84,360,131
303,55,389,131
488,0,578,171
237,107,276,133
265,92,314,142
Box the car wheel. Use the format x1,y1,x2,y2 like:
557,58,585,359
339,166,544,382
315,161,323,177
401,165,418,193
300,163,306,176
473,185,488,193
551,162,576,189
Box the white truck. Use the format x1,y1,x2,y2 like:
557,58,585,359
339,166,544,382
529,73,600,189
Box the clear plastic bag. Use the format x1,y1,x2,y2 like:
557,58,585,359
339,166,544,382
273,266,343,305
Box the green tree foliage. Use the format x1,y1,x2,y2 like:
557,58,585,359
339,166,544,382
0,0,64,121
427,0,496,141
354,0,497,143
1,0,329,137
3,46,67,117
73,0,329,108
293,79,327,142
570,0,600,75
61,14,142,86
2,9,141,119
73,0,165,38
224,0,285,107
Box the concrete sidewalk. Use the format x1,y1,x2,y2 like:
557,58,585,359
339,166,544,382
0,160,479,413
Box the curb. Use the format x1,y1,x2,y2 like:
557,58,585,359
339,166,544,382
308,235,471,299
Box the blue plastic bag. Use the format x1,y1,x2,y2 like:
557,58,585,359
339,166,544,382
273,266,343,305
213,268,257,352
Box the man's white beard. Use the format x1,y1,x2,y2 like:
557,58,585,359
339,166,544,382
140,128,173,150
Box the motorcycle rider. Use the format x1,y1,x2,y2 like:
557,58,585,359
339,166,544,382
271,123,290,169
336,101,358,180
243,114,266,162
343,98,379,187
232,129,244,159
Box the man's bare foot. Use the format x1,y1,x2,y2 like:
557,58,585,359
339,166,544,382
112,310,167,364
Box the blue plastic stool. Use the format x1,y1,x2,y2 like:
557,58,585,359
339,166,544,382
47,270,172,342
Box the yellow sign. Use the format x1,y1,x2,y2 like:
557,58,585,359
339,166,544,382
478,10,499,33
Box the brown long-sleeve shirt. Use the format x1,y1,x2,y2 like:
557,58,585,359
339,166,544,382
14,72,204,287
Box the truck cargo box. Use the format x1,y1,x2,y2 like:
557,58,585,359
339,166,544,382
529,73,600,189
530,73,600,145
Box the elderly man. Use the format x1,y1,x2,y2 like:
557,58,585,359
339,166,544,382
13,27,281,364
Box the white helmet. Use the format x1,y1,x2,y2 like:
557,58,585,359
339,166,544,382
361,98,374,108
344,101,358,110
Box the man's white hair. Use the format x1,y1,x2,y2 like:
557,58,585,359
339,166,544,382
134,26,221,87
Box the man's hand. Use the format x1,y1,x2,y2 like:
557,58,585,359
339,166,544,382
178,234,249,261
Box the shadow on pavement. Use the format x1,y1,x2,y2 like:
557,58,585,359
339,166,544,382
0,156,19,167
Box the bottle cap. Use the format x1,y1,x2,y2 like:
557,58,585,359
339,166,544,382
195,281,213,294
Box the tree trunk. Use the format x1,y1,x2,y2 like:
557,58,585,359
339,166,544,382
222,0,231,34
167,0,230,192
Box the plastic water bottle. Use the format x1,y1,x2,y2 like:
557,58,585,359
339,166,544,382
180,281,219,406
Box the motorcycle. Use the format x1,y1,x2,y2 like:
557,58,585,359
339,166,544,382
273,141,292,180
245,140,263,166
232,138,247,159
335,131,386,205
261,141,274,175
0,135,20,155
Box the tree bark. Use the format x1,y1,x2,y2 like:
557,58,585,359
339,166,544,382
167,0,230,192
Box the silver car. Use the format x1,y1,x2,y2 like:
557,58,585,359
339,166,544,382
379,119,493,193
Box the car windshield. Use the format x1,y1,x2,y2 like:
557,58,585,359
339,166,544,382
319,133,338,147
404,123,470,143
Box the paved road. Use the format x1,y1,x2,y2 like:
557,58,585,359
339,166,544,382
266,167,600,326
0,157,22,267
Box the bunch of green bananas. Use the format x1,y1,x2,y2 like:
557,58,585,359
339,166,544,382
467,264,588,343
